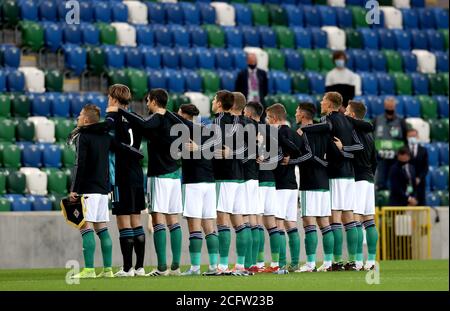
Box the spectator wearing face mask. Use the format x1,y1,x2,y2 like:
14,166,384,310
406,128,429,206
325,51,361,110
388,147,418,207
235,53,268,106
373,97,409,190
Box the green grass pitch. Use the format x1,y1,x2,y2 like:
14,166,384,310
0,260,447,291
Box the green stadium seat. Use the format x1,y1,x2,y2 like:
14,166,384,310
2,144,21,169
279,94,297,118
439,29,448,51
290,72,309,94
61,144,76,168
107,69,130,86
0,197,11,212
16,119,34,141
299,49,320,72
317,49,334,72
96,23,117,45
392,72,412,95
0,94,11,117
428,73,447,96
268,5,287,26
169,93,190,113
202,24,225,48
54,118,75,142
266,48,285,70
249,4,269,26
198,69,220,93
2,0,19,25
0,170,6,195
376,190,390,207
43,168,68,196
10,94,30,118
140,141,148,168
378,0,393,5
313,0,327,4
0,118,15,143
383,50,403,73
45,70,63,92
20,21,44,51
6,170,26,194
418,95,438,120
126,68,147,100
61,167,72,190
439,191,449,206
48,194,65,211
430,118,449,142
345,29,363,49
274,26,295,49
87,46,105,75
264,94,281,107
350,6,369,28
441,73,449,95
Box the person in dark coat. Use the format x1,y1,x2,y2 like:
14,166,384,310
388,147,418,206
235,53,268,106
406,128,429,206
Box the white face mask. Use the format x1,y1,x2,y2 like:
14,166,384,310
408,137,418,145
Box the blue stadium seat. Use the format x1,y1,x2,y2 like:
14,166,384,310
40,0,58,22
433,8,449,29
7,195,32,212
71,94,87,117
197,2,216,25
283,48,303,71
165,69,185,93
28,195,52,211
81,23,99,45
79,0,94,23
426,192,440,206
153,25,172,47
0,70,6,92
418,8,436,29
366,95,384,116
435,51,449,73
1,45,20,68
195,47,215,69
294,94,314,104
147,70,166,89
410,29,428,50
182,70,202,92
282,4,303,27
393,29,411,51
293,27,312,49
16,142,34,150
427,30,445,52
171,25,190,48
224,27,243,48
30,94,51,117
49,93,70,118
42,22,62,52
160,47,179,69
399,95,421,118
86,93,107,117
111,1,128,23
93,1,111,23
359,72,378,95
165,3,184,25
181,2,201,26
140,46,161,69
135,25,154,47
103,45,125,69
426,166,434,190
214,48,233,70
63,24,82,45
7,70,25,92
259,26,277,48
303,5,321,27
409,73,429,95
310,27,327,49
271,71,292,94
179,48,197,70
359,28,379,50
377,29,396,50
19,0,38,21
241,26,260,47
189,25,208,48
234,4,252,26
42,144,61,168
423,143,439,167
376,73,395,95
22,144,42,167
399,51,418,73
401,8,419,29
125,48,143,69
218,70,237,92
352,49,371,72
434,95,449,118
391,95,405,117
368,50,386,72
147,2,165,24
228,48,247,71
431,168,448,191
318,6,337,27
335,7,352,29
306,71,324,95
437,142,449,165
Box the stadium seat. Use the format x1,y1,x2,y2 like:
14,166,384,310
123,0,147,24
378,29,396,50
233,4,252,26
103,45,125,69
63,44,87,76
6,195,31,211
30,94,50,117
0,170,6,195
40,0,57,22
303,5,321,27
42,22,62,52
406,117,430,142
380,6,403,29
0,118,15,143
20,167,47,195
45,70,63,92
293,27,312,49
194,47,214,70
272,71,292,94
345,29,362,49
431,167,448,191
359,72,378,96
430,119,449,142
45,168,68,195
6,171,26,194
240,26,260,47
229,48,247,70
203,25,225,48
28,117,55,143
7,69,25,92
214,48,234,70
147,69,166,90
61,144,76,168
78,1,93,22
428,73,446,95
376,72,396,95
423,143,439,167
410,29,429,50
0,94,11,117
368,50,387,72
111,1,128,23
352,49,371,72
111,23,136,47
317,49,334,71
54,118,74,143
19,67,45,93
259,26,277,48
426,192,440,206
0,71,6,93
159,47,178,69
321,26,346,50
2,143,20,169
417,95,438,120
21,145,41,168
310,28,327,49
401,8,419,29
181,2,200,26
399,95,421,118
179,49,197,70
224,27,243,48
418,8,436,29
197,2,216,25
50,93,70,118
135,25,154,47
399,51,418,73
28,195,52,211
2,0,20,25
283,49,303,71
86,46,105,74
11,94,30,118
350,6,368,28
63,23,82,45
126,68,147,100
268,4,287,26
410,72,429,95
306,71,325,95
1,45,20,68
439,191,449,206
146,2,165,24
433,8,449,29
318,6,337,27
435,51,449,73
93,1,111,23
164,69,185,93
249,3,269,26
383,50,403,73
427,29,445,52
184,92,211,117
218,70,237,93
97,23,117,45
434,95,449,118
359,28,379,50
393,29,411,51
165,2,185,25
170,25,190,48
279,94,297,118
273,26,295,49
437,142,449,165
198,69,220,94
299,49,320,72
282,4,303,27
183,70,203,92
266,48,285,70
70,93,86,117
19,0,38,21
210,2,235,26
392,72,413,95
140,47,160,69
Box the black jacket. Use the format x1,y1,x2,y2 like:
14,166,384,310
408,144,428,205
235,68,268,105
388,161,416,206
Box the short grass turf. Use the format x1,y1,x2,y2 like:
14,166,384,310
0,260,447,291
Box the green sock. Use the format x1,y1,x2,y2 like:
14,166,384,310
268,227,280,263
235,224,248,266
244,225,253,268
188,231,202,267
153,224,167,271
206,232,219,267
304,225,318,264
81,228,96,269
251,226,260,266
218,225,231,267
345,222,358,262
96,228,112,268
364,219,378,261
287,228,300,266
257,227,265,263
321,226,334,262
169,223,182,270
279,231,287,268
331,223,343,263
356,222,364,262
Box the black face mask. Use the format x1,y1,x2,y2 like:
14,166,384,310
248,64,257,70
385,109,395,116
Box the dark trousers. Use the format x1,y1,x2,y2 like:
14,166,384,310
375,158,396,190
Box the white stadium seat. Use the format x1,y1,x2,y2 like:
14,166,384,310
412,50,436,74
20,168,48,196
327,0,345,7
210,2,236,26
321,26,346,50
380,6,403,29
18,67,45,93
406,118,430,143
393,0,410,9
243,47,269,72
123,1,148,24
27,117,55,143
184,92,211,117
354,73,362,96
111,23,137,47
